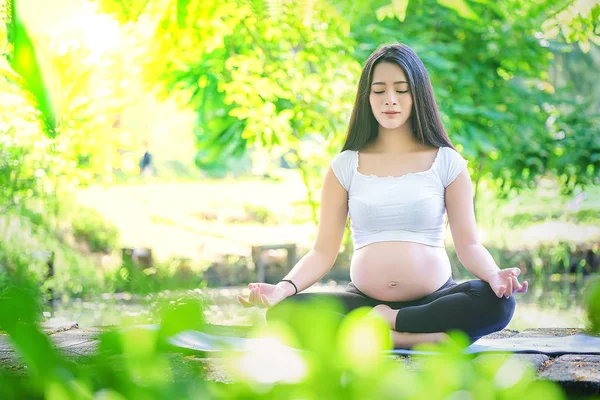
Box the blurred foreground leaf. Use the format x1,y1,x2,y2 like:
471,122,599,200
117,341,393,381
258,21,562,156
6,0,57,134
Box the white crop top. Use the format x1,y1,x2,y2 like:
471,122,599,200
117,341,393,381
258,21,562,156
330,146,468,250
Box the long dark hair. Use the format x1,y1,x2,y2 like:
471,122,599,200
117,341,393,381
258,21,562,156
341,43,456,152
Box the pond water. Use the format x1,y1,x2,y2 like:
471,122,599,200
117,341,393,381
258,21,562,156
46,274,595,332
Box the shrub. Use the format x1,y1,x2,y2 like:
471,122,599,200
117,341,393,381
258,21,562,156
71,205,120,253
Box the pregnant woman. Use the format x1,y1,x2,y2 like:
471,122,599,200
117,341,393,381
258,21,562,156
238,43,528,348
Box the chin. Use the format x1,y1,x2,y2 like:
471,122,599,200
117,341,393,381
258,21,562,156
379,120,405,130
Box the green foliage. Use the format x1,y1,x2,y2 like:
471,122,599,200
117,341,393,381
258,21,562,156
0,59,57,212
91,0,600,233
0,281,569,399
365,0,599,198
0,281,211,399
1,0,141,195
549,98,600,194
0,212,103,299
506,208,600,228
448,241,598,280
71,205,120,253
4,0,57,133
242,203,277,225
116,255,208,295
0,221,50,301
0,1,142,297
94,0,362,225
0,0,148,298
42,33,139,186
542,0,600,53
0,279,80,398
584,276,600,333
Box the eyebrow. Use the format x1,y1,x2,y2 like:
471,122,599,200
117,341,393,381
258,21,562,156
372,81,408,85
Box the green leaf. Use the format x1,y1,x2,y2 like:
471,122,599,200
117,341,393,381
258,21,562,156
437,0,478,20
177,0,192,28
7,0,57,135
578,36,591,53
393,0,410,22
453,104,478,116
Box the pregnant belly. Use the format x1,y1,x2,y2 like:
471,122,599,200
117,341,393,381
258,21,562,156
350,241,452,302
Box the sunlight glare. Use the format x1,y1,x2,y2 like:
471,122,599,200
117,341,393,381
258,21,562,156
228,337,307,384
494,357,528,389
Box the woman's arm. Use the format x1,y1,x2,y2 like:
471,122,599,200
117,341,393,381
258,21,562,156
277,166,349,294
240,164,350,308
445,169,526,298
276,248,340,296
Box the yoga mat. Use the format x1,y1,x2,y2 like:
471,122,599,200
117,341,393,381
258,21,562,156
164,329,600,356
456,334,600,356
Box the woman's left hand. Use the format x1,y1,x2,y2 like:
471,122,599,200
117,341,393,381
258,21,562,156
488,268,528,298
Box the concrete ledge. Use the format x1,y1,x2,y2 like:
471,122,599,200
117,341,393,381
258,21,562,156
539,355,600,395
0,326,598,395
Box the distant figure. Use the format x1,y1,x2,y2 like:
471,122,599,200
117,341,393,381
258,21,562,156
566,192,586,211
139,140,153,176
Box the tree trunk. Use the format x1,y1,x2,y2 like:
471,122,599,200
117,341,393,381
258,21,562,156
473,154,484,221
292,152,319,227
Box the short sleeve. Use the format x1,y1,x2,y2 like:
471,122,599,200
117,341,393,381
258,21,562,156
439,147,469,188
330,150,355,191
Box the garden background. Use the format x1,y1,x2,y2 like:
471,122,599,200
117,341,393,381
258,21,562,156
1,0,599,398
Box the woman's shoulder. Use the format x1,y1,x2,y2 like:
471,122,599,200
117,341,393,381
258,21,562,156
438,146,467,161
436,146,469,187
330,149,357,191
331,149,357,164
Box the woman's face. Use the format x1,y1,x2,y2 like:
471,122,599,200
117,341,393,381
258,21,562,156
369,62,413,130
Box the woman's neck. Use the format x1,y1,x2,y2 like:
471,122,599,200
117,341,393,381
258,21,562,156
368,126,425,154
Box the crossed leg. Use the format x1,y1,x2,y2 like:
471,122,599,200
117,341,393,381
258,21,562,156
265,280,516,349
369,280,516,346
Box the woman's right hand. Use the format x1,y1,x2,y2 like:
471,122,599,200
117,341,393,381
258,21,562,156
237,282,290,309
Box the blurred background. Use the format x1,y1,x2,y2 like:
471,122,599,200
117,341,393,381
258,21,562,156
1,0,599,333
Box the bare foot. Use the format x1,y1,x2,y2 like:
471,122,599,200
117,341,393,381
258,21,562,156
368,304,397,329
390,331,449,349
367,305,450,349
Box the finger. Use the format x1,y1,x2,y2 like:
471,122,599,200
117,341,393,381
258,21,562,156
256,290,268,308
511,276,521,294
256,287,267,308
500,269,513,277
517,281,528,293
250,287,258,304
254,287,262,305
254,283,271,290
496,285,505,298
261,294,272,308
505,279,513,297
237,295,254,308
511,268,521,277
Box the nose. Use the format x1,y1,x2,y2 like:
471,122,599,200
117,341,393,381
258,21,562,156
385,93,398,105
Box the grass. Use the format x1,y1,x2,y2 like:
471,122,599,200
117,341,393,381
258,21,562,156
74,170,600,267
473,180,600,247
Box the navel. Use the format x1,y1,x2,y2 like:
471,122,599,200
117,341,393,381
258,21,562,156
389,281,398,288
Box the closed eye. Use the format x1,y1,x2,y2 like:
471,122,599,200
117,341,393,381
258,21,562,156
374,91,409,94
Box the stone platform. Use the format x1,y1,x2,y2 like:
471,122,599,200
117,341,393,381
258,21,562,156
0,322,598,397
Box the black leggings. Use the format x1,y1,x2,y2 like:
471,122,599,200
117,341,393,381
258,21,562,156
266,277,516,344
